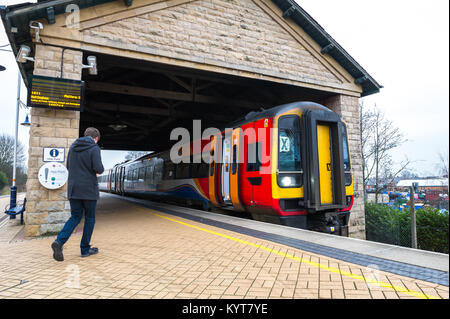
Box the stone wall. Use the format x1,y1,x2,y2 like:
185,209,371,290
82,0,346,90
322,94,366,239
24,44,82,237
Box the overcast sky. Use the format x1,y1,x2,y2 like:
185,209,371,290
0,0,448,174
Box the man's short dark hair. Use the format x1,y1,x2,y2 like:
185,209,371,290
84,127,101,140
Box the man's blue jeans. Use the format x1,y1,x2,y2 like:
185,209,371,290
56,199,97,255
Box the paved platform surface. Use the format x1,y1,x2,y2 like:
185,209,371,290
0,194,448,299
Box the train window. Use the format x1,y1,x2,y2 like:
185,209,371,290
176,163,191,179
246,142,261,172
133,169,138,181
232,145,237,175
192,162,208,178
341,124,351,171
146,166,153,184
209,150,215,177
198,162,210,178
138,167,145,181
154,159,163,183
164,161,175,180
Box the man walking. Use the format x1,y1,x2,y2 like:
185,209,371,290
51,127,104,261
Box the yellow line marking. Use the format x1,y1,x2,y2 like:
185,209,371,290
136,206,440,299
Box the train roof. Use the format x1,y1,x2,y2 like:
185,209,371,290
227,101,333,128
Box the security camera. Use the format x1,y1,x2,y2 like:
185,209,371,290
81,55,97,75
29,21,43,42
16,45,34,63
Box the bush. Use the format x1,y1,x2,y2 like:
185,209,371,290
416,207,449,253
365,203,449,254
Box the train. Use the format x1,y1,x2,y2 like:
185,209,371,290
98,101,354,236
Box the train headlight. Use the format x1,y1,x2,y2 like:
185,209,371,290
281,176,295,187
277,173,302,188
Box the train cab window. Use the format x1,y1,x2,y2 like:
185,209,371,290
341,124,352,186
341,124,351,172
277,115,302,188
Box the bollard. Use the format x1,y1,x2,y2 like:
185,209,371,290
9,186,17,219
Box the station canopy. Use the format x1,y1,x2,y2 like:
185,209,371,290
1,0,382,151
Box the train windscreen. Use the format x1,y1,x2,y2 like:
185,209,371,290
277,115,302,188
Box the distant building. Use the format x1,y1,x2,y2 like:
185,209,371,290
396,179,448,193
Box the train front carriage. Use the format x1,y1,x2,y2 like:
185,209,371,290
99,101,354,236
208,102,354,236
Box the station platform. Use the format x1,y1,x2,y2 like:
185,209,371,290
0,193,448,299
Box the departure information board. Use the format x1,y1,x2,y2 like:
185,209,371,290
27,75,85,111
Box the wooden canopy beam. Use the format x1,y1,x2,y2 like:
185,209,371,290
86,81,261,109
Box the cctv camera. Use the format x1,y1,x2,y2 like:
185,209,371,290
82,55,97,75
29,21,43,42
87,56,97,75
16,45,34,63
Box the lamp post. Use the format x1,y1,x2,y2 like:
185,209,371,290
7,69,29,214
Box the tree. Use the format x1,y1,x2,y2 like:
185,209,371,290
0,171,8,192
400,169,420,180
124,151,151,161
436,149,449,177
360,102,410,202
0,134,27,189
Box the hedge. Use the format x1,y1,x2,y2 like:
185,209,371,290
365,203,449,254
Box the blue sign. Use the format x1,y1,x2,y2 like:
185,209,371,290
43,147,65,162
50,149,59,157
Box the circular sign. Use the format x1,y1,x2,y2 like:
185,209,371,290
38,162,68,190
50,149,59,157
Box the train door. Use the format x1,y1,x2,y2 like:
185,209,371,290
116,167,120,194
114,166,120,193
220,135,232,204
118,166,125,195
208,135,220,206
230,128,245,211
111,169,116,193
241,119,272,209
317,124,333,205
253,118,272,208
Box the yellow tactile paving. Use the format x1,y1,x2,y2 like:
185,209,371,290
0,195,448,299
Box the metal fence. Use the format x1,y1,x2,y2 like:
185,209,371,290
365,202,449,254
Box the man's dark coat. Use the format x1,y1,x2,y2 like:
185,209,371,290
67,136,104,200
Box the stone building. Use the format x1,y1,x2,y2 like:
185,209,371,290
1,0,381,239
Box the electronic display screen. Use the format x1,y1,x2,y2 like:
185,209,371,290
27,75,85,111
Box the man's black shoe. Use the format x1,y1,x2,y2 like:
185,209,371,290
51,241,64,262
81,247,99,258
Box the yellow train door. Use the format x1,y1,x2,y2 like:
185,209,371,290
317,124,333,205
